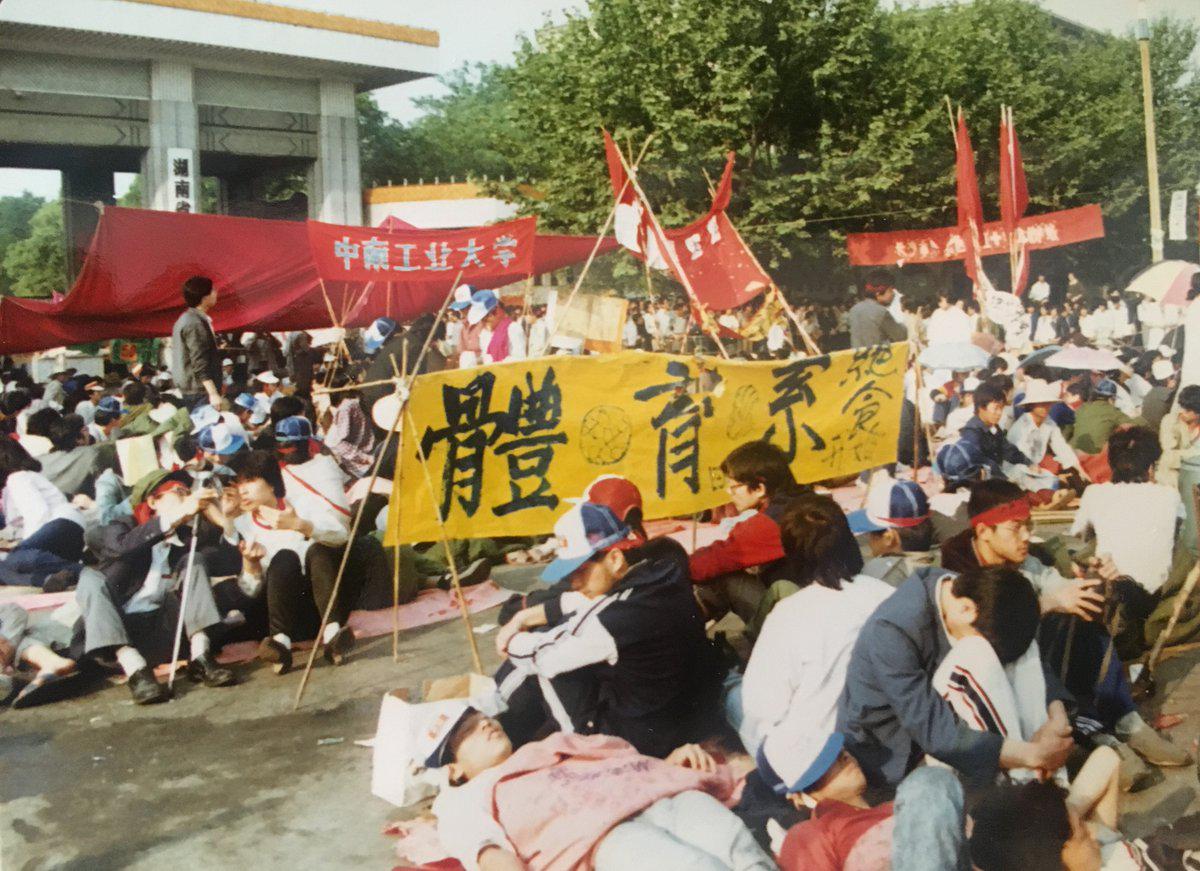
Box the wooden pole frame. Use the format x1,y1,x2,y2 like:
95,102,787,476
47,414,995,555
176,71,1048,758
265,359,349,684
607,140,730,359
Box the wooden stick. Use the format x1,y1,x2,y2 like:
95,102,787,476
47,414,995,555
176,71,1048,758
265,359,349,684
293,272,466,709
1146,484,1200,675
392,342,408,663
404,409,485,675
610,142,730,359
549,134,654,347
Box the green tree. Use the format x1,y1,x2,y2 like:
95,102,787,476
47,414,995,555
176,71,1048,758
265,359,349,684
3,200,66,298
0,192,46,294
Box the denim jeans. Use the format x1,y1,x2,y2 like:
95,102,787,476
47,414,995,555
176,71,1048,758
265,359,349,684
593,790,776,871
891,767,969,871
0,518,84,587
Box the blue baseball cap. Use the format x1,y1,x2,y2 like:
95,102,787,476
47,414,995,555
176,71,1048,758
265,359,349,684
234,392,256,412
847,477,930,535
937,440,985,484
197,422,247,456
448,284,475,311
1094,378,1117,398
97,395,123,415
363,317,398,354
541,502,631,583
275,415,318,444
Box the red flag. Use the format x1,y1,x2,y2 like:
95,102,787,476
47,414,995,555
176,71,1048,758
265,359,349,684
998,111,1029,233
954,109,986,286
603,130,669,269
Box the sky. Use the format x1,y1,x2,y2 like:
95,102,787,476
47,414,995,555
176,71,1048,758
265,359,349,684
2,0,1196,199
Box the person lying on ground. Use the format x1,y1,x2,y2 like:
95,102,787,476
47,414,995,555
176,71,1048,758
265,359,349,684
423,704,776,871
776,758,970,871
969,754,1195,871
73,468,236,704
493,501,714,757
940,480,1191,770
836,563,1075,791
688,440,810,625
732,493,894,799
0,602,81,709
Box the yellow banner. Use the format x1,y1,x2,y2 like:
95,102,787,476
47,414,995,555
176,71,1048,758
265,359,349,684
387,344,908,544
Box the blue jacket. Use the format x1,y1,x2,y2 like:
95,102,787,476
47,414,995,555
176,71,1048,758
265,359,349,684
836,566,1073,789
956,415,1030,477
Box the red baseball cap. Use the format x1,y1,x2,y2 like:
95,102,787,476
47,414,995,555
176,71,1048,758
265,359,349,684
578,475,642,524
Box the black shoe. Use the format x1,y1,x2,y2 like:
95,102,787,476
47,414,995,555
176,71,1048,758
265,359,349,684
187,654,237,688
127,667,169,705
257,637,292,675
437,557,491,590
323,626,356,666
41,569,78,594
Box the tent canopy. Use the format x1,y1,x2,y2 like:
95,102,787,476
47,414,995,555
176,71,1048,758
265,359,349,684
0,207,617,355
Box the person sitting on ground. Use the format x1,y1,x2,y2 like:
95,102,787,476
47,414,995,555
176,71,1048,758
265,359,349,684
114,380,157,437
848,475,938,588
233,391,268,435
734,494,894,802
0,602,81,708
931,439,986,541
324,376,375,479
939,479,1190,772
252,370,281,420
688,441,809,625
17,406,58,457
938,375,979,442
1068,379,1135,455
493,502,712,757
0,440,86,590
39,412,118,499
89,396,123,443
73,469,236,704
955,380,1032,479
836,562,1076,790
1157,383,1200,491
253,426,385,672
1005,379,1084,507
424,704,775,871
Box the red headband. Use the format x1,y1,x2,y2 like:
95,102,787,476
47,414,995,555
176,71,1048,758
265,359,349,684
970,497,1031,528
865,283,892,295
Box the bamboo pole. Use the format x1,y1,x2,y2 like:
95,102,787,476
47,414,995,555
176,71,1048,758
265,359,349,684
292,271,465,709
392,340,408,663
404,408,485,674
609,142,730,359
548,134,655,347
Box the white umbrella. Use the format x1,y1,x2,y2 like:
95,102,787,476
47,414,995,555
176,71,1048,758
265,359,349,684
1126,260,1199,305
1044,345,1126,372
918,342,991,372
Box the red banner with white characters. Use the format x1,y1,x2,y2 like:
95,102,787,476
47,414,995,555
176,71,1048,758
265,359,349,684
846,204,1104,267
306,216,537,282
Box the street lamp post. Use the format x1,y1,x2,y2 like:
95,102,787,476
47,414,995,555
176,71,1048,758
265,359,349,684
1137,1,1165,263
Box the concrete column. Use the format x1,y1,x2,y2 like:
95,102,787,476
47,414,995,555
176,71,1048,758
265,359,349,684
309,79,362,225
61,165,115,280
142,60,199,212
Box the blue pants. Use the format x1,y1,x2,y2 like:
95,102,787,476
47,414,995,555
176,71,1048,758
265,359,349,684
892,767,969,871
0,518,84,587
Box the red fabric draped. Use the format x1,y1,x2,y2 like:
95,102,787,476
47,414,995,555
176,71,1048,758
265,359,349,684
0,208,617,354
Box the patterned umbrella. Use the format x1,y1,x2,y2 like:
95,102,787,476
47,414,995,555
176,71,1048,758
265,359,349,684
918,342,991,372
1044,345,1126,372
1126,260,1200,305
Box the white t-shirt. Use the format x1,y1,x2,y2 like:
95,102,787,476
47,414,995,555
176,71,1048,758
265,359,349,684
1070,482,1182,592
925,306,973,346
1028,279,1051,303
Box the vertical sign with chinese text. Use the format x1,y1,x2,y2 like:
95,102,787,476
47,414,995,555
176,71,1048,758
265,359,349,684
167,147,196,213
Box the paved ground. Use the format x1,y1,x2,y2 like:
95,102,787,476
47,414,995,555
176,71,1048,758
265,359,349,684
3,561,1200,870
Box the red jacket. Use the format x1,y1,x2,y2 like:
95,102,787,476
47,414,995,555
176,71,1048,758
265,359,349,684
688,491,802,584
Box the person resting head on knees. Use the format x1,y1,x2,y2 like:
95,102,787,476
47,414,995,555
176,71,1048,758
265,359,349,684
847,476,935,588
424,703,774,871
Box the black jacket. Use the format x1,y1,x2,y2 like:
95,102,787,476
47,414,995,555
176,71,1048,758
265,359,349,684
505,537,711,757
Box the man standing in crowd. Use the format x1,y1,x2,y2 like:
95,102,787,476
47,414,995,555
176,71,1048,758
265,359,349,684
170,275,222,411
848,270,908,348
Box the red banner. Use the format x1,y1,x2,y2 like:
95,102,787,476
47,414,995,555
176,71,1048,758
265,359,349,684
306,216,537,282
662,211,769,311
845,204,1104,267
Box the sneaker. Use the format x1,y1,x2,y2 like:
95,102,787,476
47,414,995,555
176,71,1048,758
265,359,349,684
1126,725,1193,767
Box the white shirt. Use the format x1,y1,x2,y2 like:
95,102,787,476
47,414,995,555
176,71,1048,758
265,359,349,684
75,398,98,425
1005,413,1078,492
766,322,787,352
1029,279,1051,303
926,305,973,346
528,318,549,358
1071,482,1182,593
622,318,639,347
1033,317,1058,346
654,308,672,337
1,470,84,540
941,404,974,441
739,574,894,789
279,455,351,550
253,391,275,418
124,536,176,615
1181,298,1200,389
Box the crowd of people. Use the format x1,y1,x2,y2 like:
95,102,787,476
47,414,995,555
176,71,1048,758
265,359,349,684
3,268,1200,870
